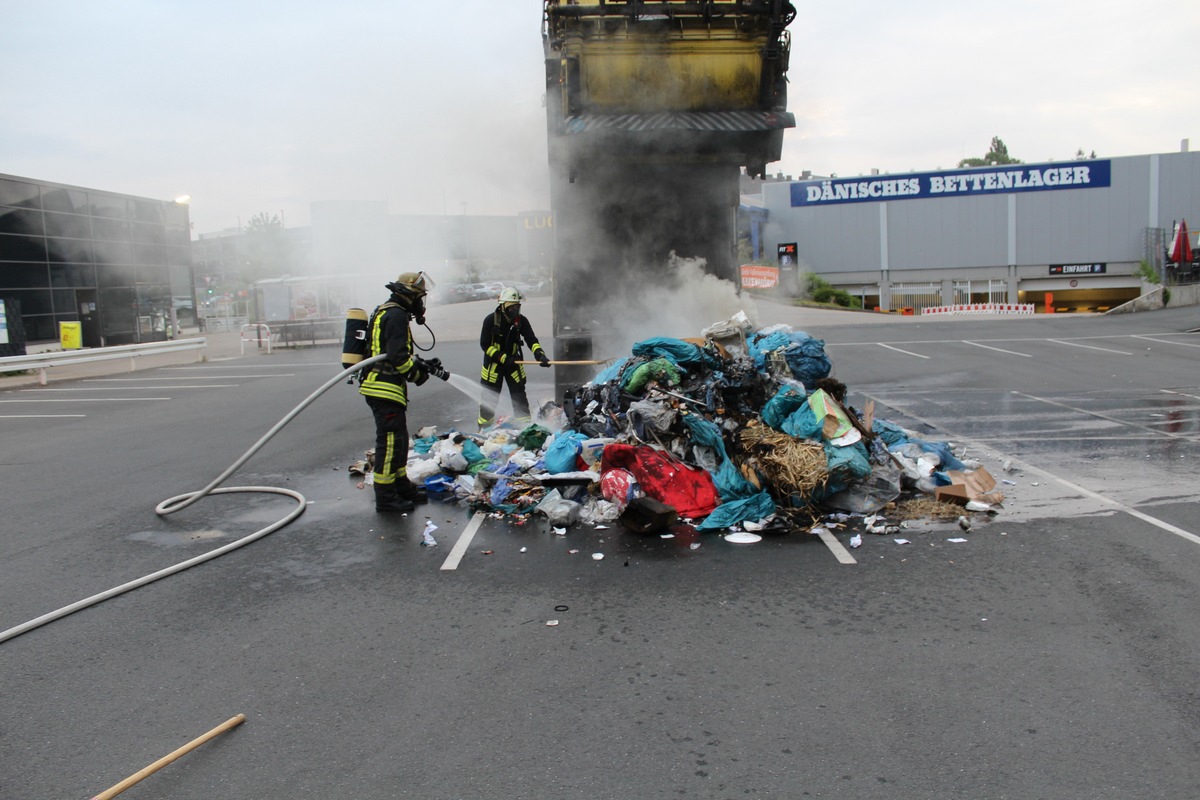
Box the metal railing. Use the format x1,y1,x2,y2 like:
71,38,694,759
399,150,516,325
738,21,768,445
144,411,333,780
0,338,207,385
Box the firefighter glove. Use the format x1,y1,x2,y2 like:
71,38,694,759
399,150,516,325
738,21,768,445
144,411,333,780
535,351,551,367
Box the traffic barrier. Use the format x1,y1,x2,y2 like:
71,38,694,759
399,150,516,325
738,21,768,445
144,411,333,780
0,338,207,385
920,303,1035,317
240,323,276,355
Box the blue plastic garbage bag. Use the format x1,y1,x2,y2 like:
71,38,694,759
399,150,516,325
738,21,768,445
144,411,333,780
682,414,728,460
781,402,822,440
760,386,807,432
461,439,485,464
544,431,588,474
412,436,437,455
819,440,872,497
631,337,717,370
913,439,967,471
424,474,455,493
681,415,756,500
782,335,831,386
696,491,776,531
873,419,910,447
490,477,511,506
715,459,758,500
593,357,629,385
747,330,792,367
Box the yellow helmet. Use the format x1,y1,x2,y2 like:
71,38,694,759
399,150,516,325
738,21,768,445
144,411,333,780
387,271,433,299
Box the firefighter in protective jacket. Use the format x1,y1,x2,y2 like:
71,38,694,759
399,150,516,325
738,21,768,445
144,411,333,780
361,272,434,512
478,287,548,427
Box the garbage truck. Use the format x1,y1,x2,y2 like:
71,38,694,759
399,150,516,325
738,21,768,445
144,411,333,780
542,0,796,391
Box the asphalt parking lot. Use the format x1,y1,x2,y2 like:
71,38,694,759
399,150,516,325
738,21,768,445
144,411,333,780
2,300,1198,799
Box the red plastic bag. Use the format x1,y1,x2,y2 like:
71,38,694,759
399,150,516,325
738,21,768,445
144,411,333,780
600,444,719,518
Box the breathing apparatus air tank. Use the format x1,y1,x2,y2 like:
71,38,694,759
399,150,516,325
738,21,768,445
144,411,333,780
341,308,370,371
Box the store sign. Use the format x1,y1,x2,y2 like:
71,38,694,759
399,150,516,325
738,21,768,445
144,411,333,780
791,160,1112,207
776,242,797,266
741,265,779,288
1049,263,1107,274
0,299,8,345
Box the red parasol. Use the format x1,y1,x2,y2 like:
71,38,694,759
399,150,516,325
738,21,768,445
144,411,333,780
1168,219,1193,264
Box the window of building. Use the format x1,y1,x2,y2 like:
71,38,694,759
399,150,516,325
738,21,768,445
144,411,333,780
0,262,50,288
43,211,92,239
0,178,41,208
88,192,130,219
0,234,48,262
50,263,97,287
47,237,95,264
0,206,46,236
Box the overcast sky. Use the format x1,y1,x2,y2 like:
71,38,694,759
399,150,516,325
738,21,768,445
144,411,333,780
3,0,1197,235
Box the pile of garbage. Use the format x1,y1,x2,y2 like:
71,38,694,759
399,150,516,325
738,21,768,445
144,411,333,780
380,311,1004,535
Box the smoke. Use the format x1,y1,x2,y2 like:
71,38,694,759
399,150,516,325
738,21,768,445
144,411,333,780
592,252,759,355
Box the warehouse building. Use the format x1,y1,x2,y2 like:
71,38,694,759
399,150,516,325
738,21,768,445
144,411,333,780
758,149,1199,312
0,173,193,347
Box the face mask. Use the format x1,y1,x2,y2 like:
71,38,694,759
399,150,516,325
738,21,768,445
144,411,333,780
504,305,520,321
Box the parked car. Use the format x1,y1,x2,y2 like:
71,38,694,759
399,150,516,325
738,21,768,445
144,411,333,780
447,283,489,303
512,280,547,297
480,281,506,300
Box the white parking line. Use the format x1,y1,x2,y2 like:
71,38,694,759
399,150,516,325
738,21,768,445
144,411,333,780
0,397,171,402
1013,391,1195,441
1048,339,1132,355
1161,389,1200,401
865,394,1200,548
962,340,1033,357
441,512,486,571
1132,334,1200,349
20,385,235,391
85,376,292,381
879,343,930,359
814,527,857,564
0,414,87,418
163,364,318,370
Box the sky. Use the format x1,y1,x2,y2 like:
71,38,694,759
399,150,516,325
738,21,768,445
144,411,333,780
2,0,1197,236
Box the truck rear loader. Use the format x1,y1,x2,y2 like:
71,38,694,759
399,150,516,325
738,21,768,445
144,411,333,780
542,0,796,391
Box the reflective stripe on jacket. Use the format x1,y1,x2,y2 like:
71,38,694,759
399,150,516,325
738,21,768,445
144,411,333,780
479,309,544,383
359,302,416,405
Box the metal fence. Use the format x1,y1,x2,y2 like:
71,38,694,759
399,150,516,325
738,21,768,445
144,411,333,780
889,282,941,311
952,280,1009,305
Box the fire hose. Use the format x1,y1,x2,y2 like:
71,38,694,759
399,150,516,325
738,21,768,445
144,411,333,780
0,353,411,645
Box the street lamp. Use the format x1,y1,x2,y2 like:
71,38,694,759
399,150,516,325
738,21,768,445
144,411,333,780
174,194,192,205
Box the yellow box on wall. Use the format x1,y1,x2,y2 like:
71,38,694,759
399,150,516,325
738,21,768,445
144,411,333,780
59,321,82,350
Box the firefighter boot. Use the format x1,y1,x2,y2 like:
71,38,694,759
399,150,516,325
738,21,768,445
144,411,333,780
396,479,428,504
374,482,415,513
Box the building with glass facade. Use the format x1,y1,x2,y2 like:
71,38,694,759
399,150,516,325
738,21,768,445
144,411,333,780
0,173,193,346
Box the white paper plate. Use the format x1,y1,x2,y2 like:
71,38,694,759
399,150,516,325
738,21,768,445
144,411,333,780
724,532,763,544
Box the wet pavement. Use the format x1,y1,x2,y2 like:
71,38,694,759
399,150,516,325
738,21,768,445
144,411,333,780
2,301,1199,799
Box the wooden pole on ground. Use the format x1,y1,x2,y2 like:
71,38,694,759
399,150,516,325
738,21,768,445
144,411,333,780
515,359,611,365
91,714,246,800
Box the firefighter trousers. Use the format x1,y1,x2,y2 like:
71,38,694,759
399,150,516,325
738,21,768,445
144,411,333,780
478,368,530,427
366,396,409,485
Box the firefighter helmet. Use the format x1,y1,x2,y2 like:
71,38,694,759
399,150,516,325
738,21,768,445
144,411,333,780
386,271,432,300
499,287,523,305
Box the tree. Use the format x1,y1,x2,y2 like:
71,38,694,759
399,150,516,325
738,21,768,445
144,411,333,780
240,212,290,285
958,136,1022,168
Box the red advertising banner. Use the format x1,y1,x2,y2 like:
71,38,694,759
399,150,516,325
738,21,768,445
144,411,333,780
740,265,779,288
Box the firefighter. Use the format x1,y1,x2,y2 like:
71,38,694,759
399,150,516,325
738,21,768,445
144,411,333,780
361,272,434,512
478,287,549,428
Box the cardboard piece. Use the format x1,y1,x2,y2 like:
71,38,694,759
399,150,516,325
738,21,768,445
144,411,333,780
934,467,1004,506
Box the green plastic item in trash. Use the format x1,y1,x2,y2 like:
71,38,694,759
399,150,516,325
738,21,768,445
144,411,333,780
515,423,552,451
